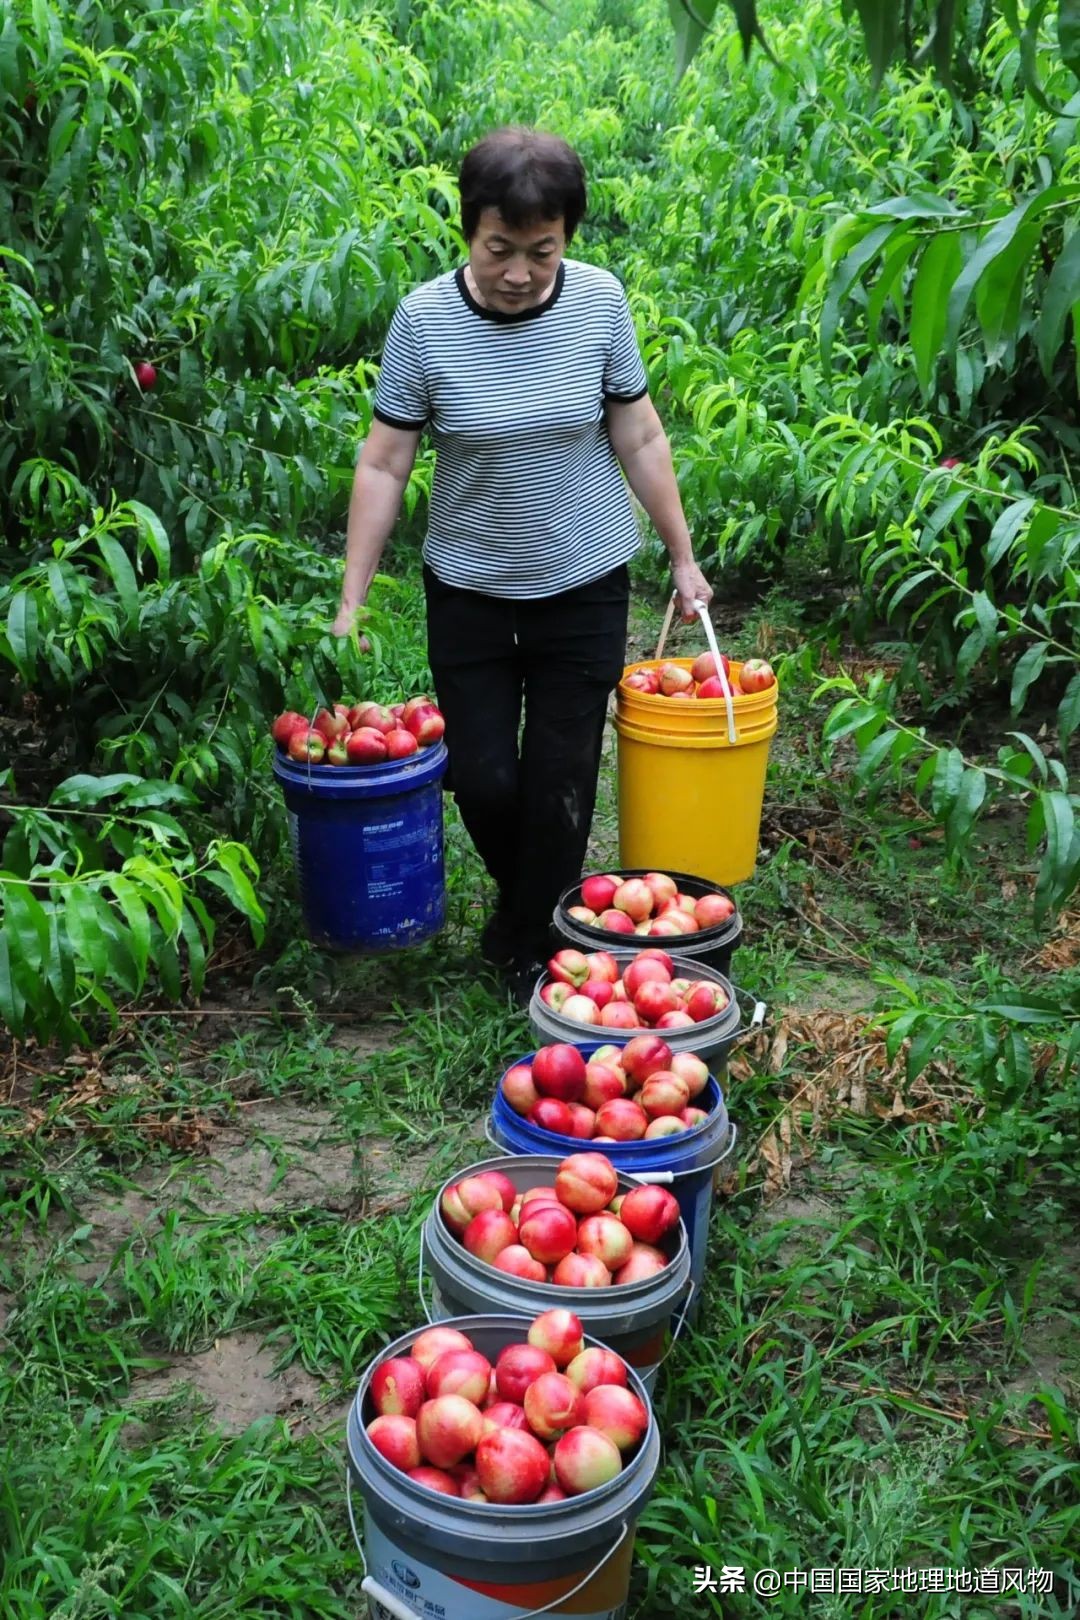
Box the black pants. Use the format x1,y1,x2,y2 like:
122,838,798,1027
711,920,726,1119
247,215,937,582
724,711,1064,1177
424,563,629,955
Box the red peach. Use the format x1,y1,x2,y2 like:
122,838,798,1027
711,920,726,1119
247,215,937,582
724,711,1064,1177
593,1098,648,1141
613,1243,669,1283
669,1052,710,1099
527,1308,584,1368
623,957,671,998
481,1401,529,1435
583,1385,649,1451
463,1209,518,1263
519,1203,578,1264
695,676,728,699
645,1115,687,1138
647,917,683,937
520,1184,559,1207
612,878,653,921
552,1252,612,1287
501,1063,539,1116
658,662,693,697
575,1214,633,1270
531,1045,587,1102
554,1152,619,1215
597,909,636,934
585,951,619,984
523,1372,585,1440
416,1395,484,1467
636,949,676,974
452,1464,488,1502
366,1413,421,1471
565,1347,629,1394
583,1062,626,1110
567,905,597,924
345,726,388,764
440,1177,505,1238
599,1002,640,1029
560,995,601,1026
691,650,730,684
493,1245,548,1282
407,1466,460,1495
495,1343,557,1404
686,981,729,1022
530,1097,574,1134
425,1349,493,1405
410,1326,474,1370
619,1185,681,1243
620,1034,674,1084
384,726,419,759
581,978,613,1009
371,1356,426,1418
565,1102,598,1139
695,891,736,928
642,871,678,908
477,1170,517,1212
639,1072,690,1119
540,982,572,1012
680,1107,709,1128
475,1426,551,1504
537,1482,568,1502
347,701,395,733
633,980,681,1023
581,875,618,913
553,1425,623,1494
404,702,445,746
656,1010,695,1030
547,949,590,989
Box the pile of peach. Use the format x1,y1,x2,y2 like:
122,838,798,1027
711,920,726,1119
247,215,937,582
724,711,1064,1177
441,1151,681,1286
364,1310,648,1503
501,1037,712,1142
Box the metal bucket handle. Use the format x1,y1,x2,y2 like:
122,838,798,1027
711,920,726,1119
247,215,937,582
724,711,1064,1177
416,1243,435,1326
653,592,737,745
347,1471,629,1620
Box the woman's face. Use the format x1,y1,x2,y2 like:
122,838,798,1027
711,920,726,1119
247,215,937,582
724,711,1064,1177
467,208,565,314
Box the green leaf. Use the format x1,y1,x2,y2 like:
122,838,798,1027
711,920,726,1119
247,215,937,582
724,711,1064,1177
1037,227,1080,377
822,221,898,367
930,0,957,89
666,0,722,77
125,501,171,581
106,875,152,988
6,590,39,678
1010,644,1049,712
1058,672,1080,743
1061,0,1080,79
907,1016,951,1082
910,232,962,393
63,886,112,981
852,0,901,87
945,766,987,852
986,498,1035,568
975,222,1041,365
945,195,1042,357
96,535,139,625
0,932,27,1034
931,747,964,816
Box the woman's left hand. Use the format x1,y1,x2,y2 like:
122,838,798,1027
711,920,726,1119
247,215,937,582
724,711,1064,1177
672,558,713,621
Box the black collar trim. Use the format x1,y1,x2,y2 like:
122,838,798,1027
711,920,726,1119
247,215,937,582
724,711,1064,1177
454,261,566,323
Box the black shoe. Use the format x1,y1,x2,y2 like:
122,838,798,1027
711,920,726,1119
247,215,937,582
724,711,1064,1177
503,956,546,1010
479,907,517,968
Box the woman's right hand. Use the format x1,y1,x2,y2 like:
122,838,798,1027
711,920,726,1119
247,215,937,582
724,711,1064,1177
331,602,371,650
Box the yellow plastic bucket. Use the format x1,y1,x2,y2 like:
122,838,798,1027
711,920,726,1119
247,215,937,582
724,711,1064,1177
614,658,778,887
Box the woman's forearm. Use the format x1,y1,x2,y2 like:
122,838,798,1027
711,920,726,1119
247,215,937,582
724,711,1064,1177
339,458,409,612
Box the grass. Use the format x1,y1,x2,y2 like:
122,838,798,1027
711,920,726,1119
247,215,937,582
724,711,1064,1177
1,582,1078,1619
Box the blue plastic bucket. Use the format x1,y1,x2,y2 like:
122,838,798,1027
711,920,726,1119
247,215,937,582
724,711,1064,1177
488,1042,736,1303
272,742,448,952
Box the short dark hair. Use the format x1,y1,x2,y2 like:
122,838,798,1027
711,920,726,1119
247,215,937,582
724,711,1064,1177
459,128,587,241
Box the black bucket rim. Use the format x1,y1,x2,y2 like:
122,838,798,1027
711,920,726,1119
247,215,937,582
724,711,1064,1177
557,867,742,945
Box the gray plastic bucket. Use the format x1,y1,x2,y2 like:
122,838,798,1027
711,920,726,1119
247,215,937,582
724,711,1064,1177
420,1154,692,1394
529,950,743,1069
347,1313,661,1620
553,868,742,978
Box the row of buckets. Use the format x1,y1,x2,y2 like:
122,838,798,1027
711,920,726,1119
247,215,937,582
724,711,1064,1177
274,652,778,1615
349,1005,745,1619
273,655,778,953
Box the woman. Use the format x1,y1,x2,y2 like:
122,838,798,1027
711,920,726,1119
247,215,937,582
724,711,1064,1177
333,126,711,999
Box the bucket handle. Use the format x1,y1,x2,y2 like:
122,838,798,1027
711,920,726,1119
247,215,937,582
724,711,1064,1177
735,988,768,1035
484,1118,501,1152
348,1471,629,1620
653,593,737,746
652,1277,695,1373
416,1243,435,1326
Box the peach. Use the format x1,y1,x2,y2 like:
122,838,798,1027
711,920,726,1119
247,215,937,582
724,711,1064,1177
612,878,653,922
531,1044,587,1101
523,1372,585,1440
493,1244,548,1282
567,905,597,924
530,1097,574,1134
619,1185,681,1243
410,1326,474,1371
416,1395,484,1468
463,1209,518,1263
501,1063,539,1116
540,982,571,1011
478,1170,517,1212
452,1464,488,1502
553,1425,623,1494
669,1051,710,1099
633,980,680,1023
425,1349,493,1405
581,978,613,1009
656,1011,695,1029
597,908,636,933
519,1202,578,1264
657,662,693,697
406,1465,460,1495
561,994,601,1025
475,1426,551,1504
592,1044,626,1069
690,650,729,684
623,956,671,998
599,1002,640,1029
481,1401,529,1435
639,1072,690,1119
521,1184,559,1206
645,1115,687,1137
585,951,620,984
495,1342,557,1404
565,1102,598,1139
554,1152,619,1215
620,1034,673,1084
686,981,729,1022
647,917,683,937
594,1098,648,1141
583,1385,649,1451
681,1106,709,1128
575,1213,634,1271
583,1062,626,1110
565,1347,629,1394
440,1177,505,1237
366,1414,421,1471
613,1243,669,1283
537,1482,568,1502
552,1252,612,1287
581,875,618,913
643,871,678,908
371,1356,426,1418
527,1307,584,1368
695,891,736,928
548,948,591,988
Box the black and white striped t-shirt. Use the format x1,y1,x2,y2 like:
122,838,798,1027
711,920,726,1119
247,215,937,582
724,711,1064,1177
372,257,649,599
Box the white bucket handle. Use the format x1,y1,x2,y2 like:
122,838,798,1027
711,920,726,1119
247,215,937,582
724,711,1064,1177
652,1277,695,1373
652,592,737,745
416,1244,435,1325
484,1118,501,1152
348,1472,629,1620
